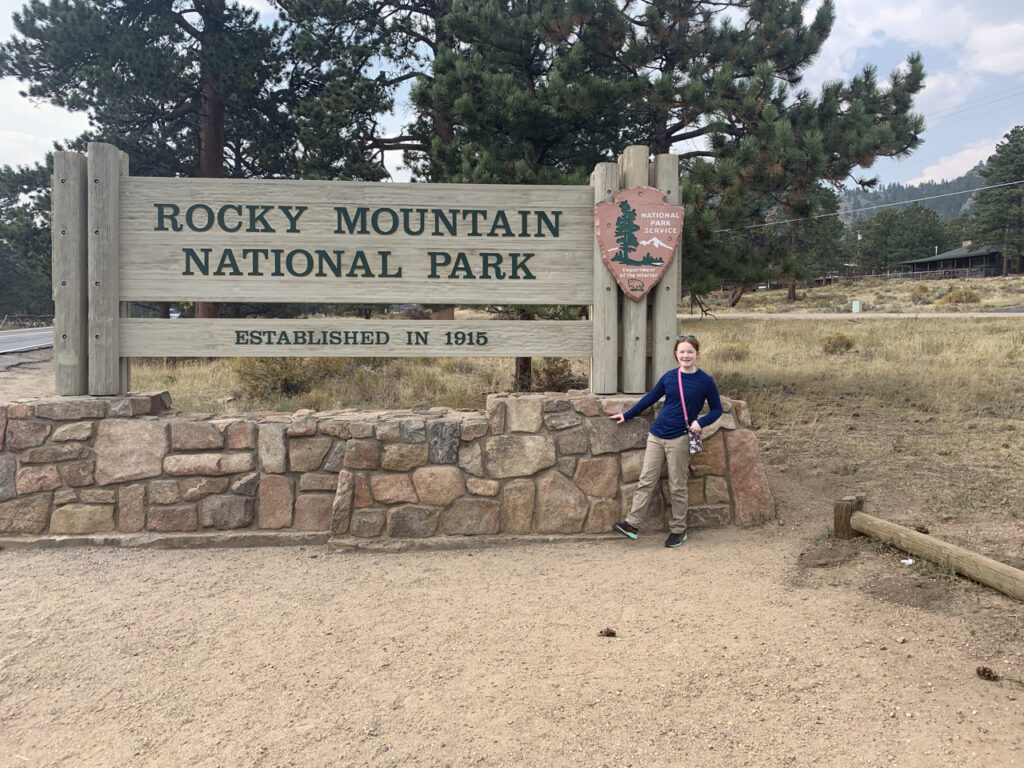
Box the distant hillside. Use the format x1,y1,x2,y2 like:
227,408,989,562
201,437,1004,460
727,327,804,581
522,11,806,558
839,163,986,225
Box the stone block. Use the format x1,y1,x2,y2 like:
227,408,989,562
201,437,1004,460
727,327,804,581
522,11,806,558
0,493,51,534
298,472,338,492
258,474,293,529
428,420,461,464
225,421,257,450
289,436,332,472
294,493,333,531
689,434,727,477
344,439,380,470
412,465,465,506
331,470,354,534
50,503,114,534
486,396,506,435
354,474,372,508
180,476,230,502
586,416,648,456
501,479,535,534
118,484,145,532
599,397,636,416
557,456,577,476
570,395,601,417
458,442,483,476
58,458,95,488
79,488,116,504
147,504,199,532
348,421,375,439
400,419,425,444
0,454,14,502
16,465,61,494
286,418,317,437
574,456,620,498
534,470,588,533
231,472,259,496
689,504,732,528
460,418,489,441
322,441,346,472
149,479,181,504
54,489,77,505
381,443,429,471
21,443,88,465
465,478,499,497
484,435,556,478
318,420,352,439
370,472,418,504
687,477,705,505
200,494,254,530
442,498,500,535
258,423,288,473
95,420,167,484
8,403,34,419
387,504,438,538
620,450,645,483
724,430,775,525
34,399,107,421
171,421,224,450
350,508,386,538
164,453,255,476
506,396,544,433
704,475,730,504
6,420,51,450
584,497,619,533
52,422,94,442
375,421,402,443
544,410,584,431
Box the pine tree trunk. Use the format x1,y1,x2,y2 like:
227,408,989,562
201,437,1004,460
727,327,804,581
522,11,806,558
514,357,532,392
728,285,745,307
787,283,797,301
196,74,226,319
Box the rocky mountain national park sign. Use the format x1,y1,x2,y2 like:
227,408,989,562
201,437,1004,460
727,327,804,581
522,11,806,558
51,143,683,397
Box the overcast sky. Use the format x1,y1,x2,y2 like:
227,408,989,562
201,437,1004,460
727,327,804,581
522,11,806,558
1,0,1022,188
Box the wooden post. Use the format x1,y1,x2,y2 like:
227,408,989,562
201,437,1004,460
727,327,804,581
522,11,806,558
591,162,620,395
87,142,122,395
833,495,863,539
118,149,131,395
618,145,649,393
51,151,89,395
650,154,681,379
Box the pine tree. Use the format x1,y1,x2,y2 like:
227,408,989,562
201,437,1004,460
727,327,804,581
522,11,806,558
973,126,1024,275
613,201,640,262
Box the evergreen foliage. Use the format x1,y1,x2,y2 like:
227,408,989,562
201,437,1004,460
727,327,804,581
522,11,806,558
839,164,986,225
0,163,52,316
972,126,1024,274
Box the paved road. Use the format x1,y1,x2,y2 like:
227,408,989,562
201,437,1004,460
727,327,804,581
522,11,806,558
0,326,54,354
678,311,1024,320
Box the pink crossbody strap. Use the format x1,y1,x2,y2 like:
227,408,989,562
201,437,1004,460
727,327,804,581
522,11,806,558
677,368,690,428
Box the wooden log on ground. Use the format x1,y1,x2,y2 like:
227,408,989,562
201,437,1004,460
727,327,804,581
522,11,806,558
834,497,1024,602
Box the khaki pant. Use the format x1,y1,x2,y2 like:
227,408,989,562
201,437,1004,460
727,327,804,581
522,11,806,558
625,433,691,534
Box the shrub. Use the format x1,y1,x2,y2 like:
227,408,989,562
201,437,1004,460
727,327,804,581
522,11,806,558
533,357,587,391
231,357,350,399
821,332,855,354
909,284,929,305
940,288,980,305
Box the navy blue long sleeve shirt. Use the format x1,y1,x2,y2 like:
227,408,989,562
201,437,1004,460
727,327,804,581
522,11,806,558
622,367,723,440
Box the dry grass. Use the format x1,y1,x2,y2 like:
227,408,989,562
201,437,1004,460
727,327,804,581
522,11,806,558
702,274,1024,314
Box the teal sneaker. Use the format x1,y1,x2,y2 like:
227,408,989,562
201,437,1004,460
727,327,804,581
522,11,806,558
665,532,687,548
612,521,639,540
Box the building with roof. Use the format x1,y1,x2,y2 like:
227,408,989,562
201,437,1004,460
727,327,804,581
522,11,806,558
900,242,1008,277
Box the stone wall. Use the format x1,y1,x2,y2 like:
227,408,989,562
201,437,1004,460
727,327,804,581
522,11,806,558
0,391,775,548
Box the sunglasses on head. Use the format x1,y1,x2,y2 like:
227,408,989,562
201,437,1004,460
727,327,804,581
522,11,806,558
676,334,697,341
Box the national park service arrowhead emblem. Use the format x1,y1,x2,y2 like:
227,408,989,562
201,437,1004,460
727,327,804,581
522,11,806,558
595,186,684,301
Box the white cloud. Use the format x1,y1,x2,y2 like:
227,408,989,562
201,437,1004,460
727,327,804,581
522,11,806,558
0,80,91,166
963,23,1024,75
904,139,995,185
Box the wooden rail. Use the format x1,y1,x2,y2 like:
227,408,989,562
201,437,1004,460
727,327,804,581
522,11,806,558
834,495,1024,602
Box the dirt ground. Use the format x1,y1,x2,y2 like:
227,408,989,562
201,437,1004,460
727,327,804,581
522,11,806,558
2,350,1023,767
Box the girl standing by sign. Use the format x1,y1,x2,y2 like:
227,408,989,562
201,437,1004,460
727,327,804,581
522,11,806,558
609,335,722,547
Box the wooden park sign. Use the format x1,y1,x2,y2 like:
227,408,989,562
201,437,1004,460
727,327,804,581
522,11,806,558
52,143,683,397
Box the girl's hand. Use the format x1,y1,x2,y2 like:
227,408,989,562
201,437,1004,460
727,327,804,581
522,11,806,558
689,421,702,435
609,413,625,423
